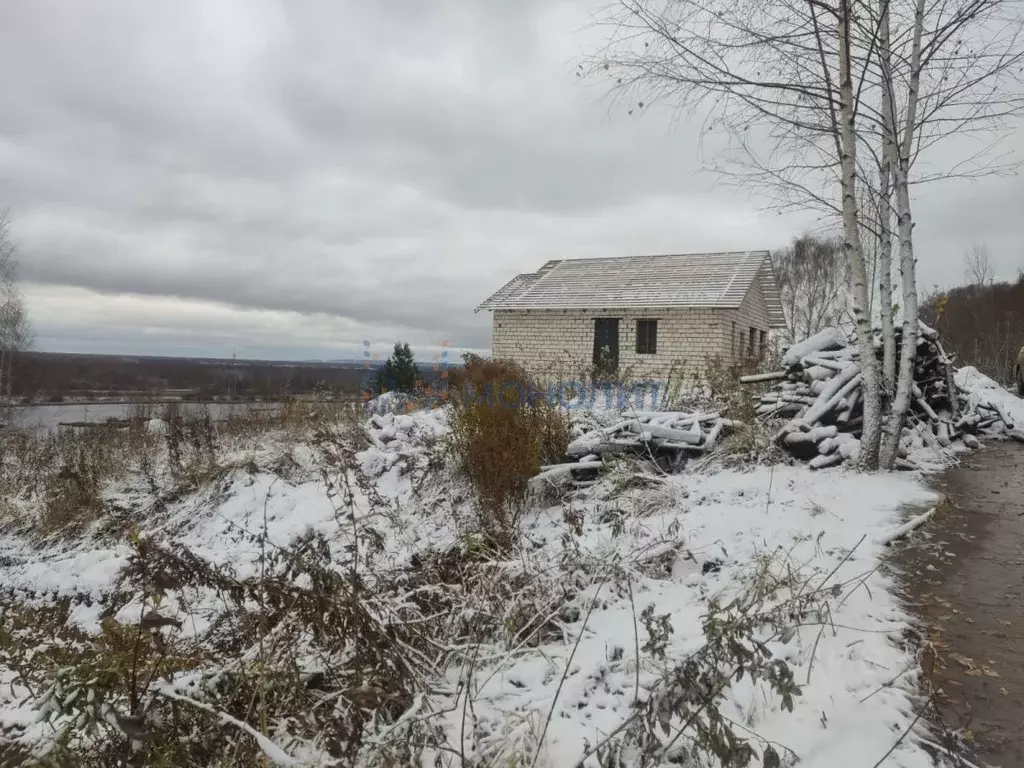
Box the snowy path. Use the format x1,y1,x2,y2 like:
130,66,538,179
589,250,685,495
898,439,1024,766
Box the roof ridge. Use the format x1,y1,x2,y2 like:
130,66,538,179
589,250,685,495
547,250,767,266
476,250,785,327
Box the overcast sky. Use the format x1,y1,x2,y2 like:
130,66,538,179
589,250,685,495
1,0,1021,362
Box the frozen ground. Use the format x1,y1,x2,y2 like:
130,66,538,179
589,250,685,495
1,376,1017,766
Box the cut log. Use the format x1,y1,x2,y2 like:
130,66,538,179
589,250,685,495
817,437,839,455
532,461,605,483
625,420,703,445
837,436,861,461
627,411,720,422
539,460,604,472
836,389,860,424
809,453,844,469
796,366,862,427
986,399,1016,430
739,371,788,384
703,419,726,450
801,357,853,373
782,327,849,366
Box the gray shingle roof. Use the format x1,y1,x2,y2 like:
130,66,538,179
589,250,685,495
476,251,786,327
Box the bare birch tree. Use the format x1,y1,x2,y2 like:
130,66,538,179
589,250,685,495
871,0,1023,467
775,235,852,344
964,242,995,286
0,211,32,400
590,0,887,465
590,0,1023,469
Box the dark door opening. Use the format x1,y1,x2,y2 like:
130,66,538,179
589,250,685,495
593,318,620,378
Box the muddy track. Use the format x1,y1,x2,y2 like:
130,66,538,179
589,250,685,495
896,439,1024,767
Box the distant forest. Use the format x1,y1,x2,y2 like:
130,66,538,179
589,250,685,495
921,273,1024,384
10,352,450,403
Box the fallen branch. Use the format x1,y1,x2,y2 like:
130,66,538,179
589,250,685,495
874,507,936,546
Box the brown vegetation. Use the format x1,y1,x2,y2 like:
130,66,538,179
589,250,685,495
447,356,569,545
920,274,1024,384
0,401,356,538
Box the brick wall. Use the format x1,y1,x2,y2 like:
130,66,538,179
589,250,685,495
720,278,773,364
491,287,773,382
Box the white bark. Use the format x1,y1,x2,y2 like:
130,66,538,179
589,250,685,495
872,0,898,459
838,0,882,469
877,133,896,392
879,0,927,469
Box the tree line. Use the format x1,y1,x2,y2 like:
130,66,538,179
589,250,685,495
774,233,1023,385
921,269,1024,384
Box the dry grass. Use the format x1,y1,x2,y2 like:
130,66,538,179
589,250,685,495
0,401,360,538
447,358,569,546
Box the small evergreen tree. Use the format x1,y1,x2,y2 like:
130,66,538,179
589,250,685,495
376,342,420,394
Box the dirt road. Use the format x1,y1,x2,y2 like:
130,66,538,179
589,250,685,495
897,440,1024,766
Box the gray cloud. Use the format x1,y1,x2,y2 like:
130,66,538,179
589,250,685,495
0,0,1020,361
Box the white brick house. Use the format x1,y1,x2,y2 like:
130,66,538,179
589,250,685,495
475,251,786,382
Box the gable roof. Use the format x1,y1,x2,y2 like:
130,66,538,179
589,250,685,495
476,251,786,328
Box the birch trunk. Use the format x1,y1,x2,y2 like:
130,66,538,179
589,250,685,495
875,0,897,455
880,0,926,469
876,0,897,393
838,0,882,469
877,164,895,392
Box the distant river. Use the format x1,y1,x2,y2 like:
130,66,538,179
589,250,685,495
3,402,282,436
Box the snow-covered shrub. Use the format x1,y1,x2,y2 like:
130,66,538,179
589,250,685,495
447,357,569,546
695,357,785,466
5,529,432,767
587,551,828,768
2,433,441,767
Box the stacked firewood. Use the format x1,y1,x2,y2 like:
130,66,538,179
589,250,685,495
746,324,1017,469
533,411,741,481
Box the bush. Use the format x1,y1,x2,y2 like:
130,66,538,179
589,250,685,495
700,356,786,466
447,358,569,546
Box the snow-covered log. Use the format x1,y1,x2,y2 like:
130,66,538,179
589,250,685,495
809,453,844,469
782,327,849,366
746,325,1013,469
552,410,741,475
739,370,788,384
532,461,605,484
795,365,861,427
625,420,702,445
875,507,936,545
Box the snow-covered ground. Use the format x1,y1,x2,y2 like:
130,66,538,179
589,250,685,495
955,366,1024,436
1,375,1019,766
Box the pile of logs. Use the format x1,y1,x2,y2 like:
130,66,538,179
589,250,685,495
745,324,1018,469
532,411,740,483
